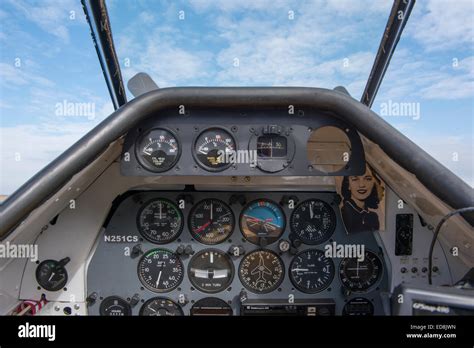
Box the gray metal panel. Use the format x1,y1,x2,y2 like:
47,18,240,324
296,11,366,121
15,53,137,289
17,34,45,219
121,108,365,177
87,191,389,316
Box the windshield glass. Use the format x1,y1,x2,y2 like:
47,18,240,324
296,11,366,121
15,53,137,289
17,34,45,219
107,0,391,98
373,0,473,186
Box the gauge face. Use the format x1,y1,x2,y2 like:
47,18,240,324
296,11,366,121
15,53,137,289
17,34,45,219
189,199,235,245
100,296,132,316
35,259,68,291
137,198,183,244
191,297,233,316
136,128,180,172
339,250,383,292
139,297,183,316
289,249,334,293
239,250,284,294
188,249,234,293
137,249,184,293
290,199,336,245
342,297,374,316
194,128,236,171
240,199,285,245
257,135,287,158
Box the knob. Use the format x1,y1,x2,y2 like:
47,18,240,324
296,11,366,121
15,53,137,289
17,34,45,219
176,245,185,255
278,239,291,253
400,267,407,273
411,267,418,273
184,245,194,256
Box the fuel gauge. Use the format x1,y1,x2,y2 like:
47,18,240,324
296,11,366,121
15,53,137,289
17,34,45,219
135,128,180,172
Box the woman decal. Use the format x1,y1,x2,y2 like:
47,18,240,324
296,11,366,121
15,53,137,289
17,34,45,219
340,165,384,234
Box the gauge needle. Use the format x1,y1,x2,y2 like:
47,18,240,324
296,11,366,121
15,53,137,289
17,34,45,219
48,272,55,281
159,202,162,220
195,221,211,234
292,268,309,272
156,271,162,287
309,203,314,219
210,202,213,221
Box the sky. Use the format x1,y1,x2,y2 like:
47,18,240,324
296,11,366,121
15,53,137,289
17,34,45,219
0,0,473,195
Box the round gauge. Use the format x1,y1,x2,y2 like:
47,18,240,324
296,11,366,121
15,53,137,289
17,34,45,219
35,258,69,291
137,249,184,293
139,297,183,316
188,249,234,293
289,249,334,293
190,297,233,316
240,199,285,245
99,296,132,316
137,198,183,244
189,199,235,245
342,297,374,316
135,128,180,172
193,127,236,171
290,199,336,245
339,250,383,292
249,130,295,173
238,249,284,294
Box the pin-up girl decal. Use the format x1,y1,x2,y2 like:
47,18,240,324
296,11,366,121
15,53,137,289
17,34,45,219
338,165,385,234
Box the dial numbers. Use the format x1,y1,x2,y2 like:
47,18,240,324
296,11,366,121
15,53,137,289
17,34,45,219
339,250,383,292
137,249,184,293
139,297,183,316
238,250,284,293
290,199,336,245
289,249,334,293
194,128,236,171
189,199,235,245
136,128,180,172
137,198,183,244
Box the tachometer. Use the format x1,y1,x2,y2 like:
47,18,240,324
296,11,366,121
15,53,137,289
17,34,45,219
189,199,234,245
240,199,285,245
137,249,184,293
135,128,180,172
289,249,334,293
139,297,183,316
188,249,234,293
290,199,336,245
193,127,236,171
238,249,284,293
339,250,382,292
137,198,183,244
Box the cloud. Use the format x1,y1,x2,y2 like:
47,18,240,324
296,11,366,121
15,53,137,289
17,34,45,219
5,0,84,42
409,0,474,51
0,62,55,89
0,122,93,194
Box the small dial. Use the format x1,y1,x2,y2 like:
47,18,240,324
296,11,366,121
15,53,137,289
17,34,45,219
135,128,180,172
188,249,234,293
137,249,184,293
137,198,183,244
99,296,132,316
193,127,236,171
339,250,383,292
189,199,235,245
240,199,285,245
290,199,336,245
342,297,374,316
238,250,284,294
35,257,70,291
289,249,334,293
139,297,183,316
